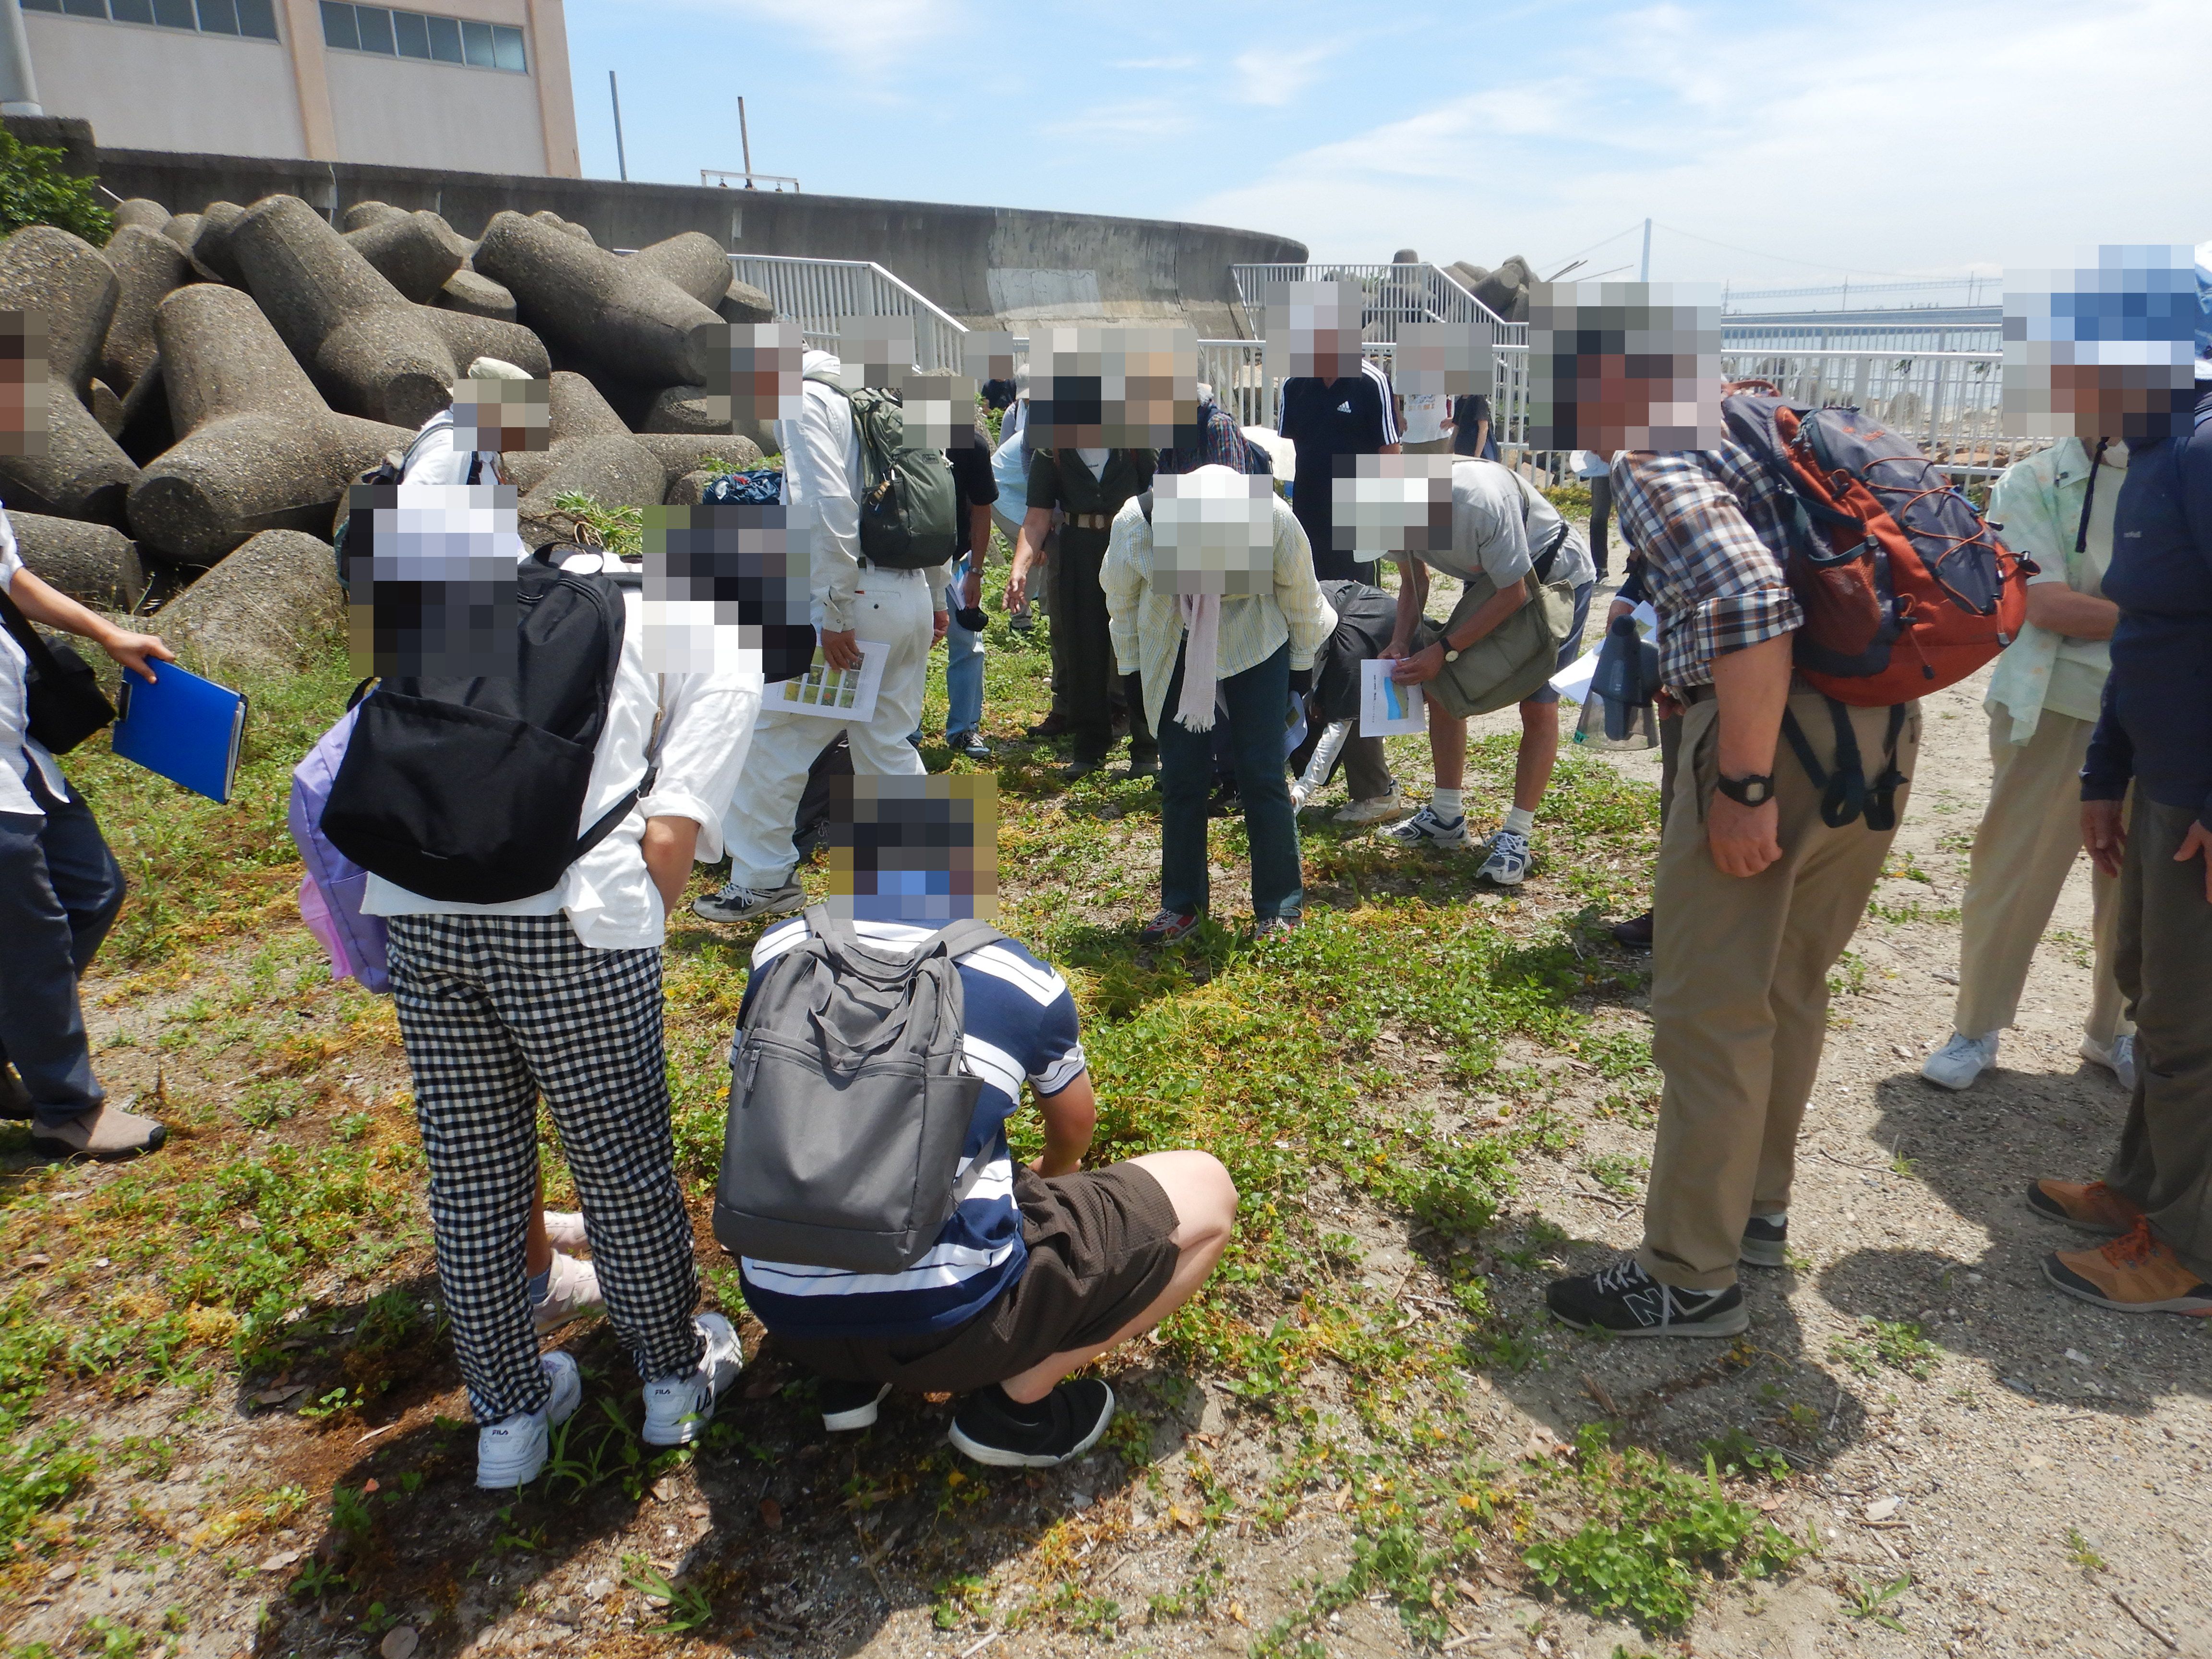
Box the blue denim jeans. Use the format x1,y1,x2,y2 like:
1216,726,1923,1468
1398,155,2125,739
1158,640,1303,920
0,762,126,1123
944,554,985,739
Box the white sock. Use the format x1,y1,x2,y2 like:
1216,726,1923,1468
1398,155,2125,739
1502,806,1536,837
1429,788,1463,821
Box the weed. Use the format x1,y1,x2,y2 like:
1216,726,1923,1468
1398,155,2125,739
621,1561,714,1633
1828,1319,1938,1381
296,1385,366,1423
288,1557,349,1600
328,1483,374,1542
0,1415,97,1549
931,1572,993,1631
79,1617,142,1658
1843,1572,1911,1629
2063,1527,2107,1571
1699,1427,1794,1482
1582,1153,1648,1198
1826,950,1869,997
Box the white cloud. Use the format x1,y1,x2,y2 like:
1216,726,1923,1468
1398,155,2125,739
674,0,963,80
1039,99,1199,143
1230,43,1332,107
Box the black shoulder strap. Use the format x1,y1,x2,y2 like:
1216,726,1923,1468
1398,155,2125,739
1779,697,1909,830
2074,436,2110,555
0,579,63,681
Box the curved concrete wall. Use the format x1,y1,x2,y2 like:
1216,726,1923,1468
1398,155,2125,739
89,149,1305,337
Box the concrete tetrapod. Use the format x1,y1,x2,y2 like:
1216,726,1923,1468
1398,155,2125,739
228,194,549,428
129,284,412,565
108,199,171,235
438,270,518,322
496,371,664,514
8,512,145,610
181,201,248,287
153,528,345,678
343,209,471,304
0,227,140,525
98,224,190,396
626,232,733,309
472,211,721,391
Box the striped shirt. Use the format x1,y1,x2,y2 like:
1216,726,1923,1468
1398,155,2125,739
734,918,1087,1339
1609,445,1806,689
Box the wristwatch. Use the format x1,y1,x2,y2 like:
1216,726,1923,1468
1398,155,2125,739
1442,645,1461,663
1715,772,1776,806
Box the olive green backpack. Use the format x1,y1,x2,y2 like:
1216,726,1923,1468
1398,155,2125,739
802,370,959,570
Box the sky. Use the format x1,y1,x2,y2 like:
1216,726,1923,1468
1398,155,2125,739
564,0,2209,294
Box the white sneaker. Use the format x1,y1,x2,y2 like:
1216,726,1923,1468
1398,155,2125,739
2081,1033,2137,1093
642,1313,744,1447
692,880,805,925
541,1209,587,1252
476,1351,582,1489
1476,829,1531,886
1922,1031,1998,1090
1379,804,1468,848
1333,790,1407,826
531,1250,602,1334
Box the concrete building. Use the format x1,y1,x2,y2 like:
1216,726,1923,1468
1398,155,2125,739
11,0,578,176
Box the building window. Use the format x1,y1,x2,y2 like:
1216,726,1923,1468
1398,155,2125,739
319,4,527,72
22,0,281,38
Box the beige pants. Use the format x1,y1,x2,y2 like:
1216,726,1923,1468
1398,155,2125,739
1953,708,2129,1045
1640,693,1921,1290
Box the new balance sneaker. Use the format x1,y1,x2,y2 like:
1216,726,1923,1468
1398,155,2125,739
476,1352,582,1489
531,1250,603,1334
2080,1033,2138,1093
1740,1212,1790,1269
642,1313,744,1447
2043,1221,2212,1317
1475,829,1531,887
541,1209,587,1252
948,1380,1116,1468
1139,908,1202,946
1547,1255,1750,1337
1920,1031,1998,1091
819,1378,892,1432
1333,790,1407,826
1379,804,1468,848
2026,1178,2143,1236
692,880,805,926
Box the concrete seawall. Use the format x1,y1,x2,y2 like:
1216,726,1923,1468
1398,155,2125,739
87,147,1305,337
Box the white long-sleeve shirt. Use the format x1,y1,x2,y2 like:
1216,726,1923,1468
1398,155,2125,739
0,509,71,818
363,559,763,950
779,349,949,631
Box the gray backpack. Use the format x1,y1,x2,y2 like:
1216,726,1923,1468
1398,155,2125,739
711,906,1006,1273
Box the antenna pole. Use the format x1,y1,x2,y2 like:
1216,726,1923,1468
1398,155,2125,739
1639,217,1651,283
609,70,628,182
739,96,754,187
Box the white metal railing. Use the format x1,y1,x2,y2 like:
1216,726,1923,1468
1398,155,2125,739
728,254,969,372
1721,308,2003,355
1716,348,2032,476
701,169,802,192
1228,262,1514,343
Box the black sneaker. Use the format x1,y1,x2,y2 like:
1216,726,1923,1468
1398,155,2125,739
818,1378,891,1432
948,1380,1115,1468
1547,1255,1749,1337
1740,1212,1789,1268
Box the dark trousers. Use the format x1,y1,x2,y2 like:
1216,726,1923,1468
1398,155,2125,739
1055,530,1155,764
2105,799,2212,1276
0,763,126,1124
1158,641,1303,920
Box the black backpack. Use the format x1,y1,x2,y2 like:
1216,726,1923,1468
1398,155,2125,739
321,548,649,904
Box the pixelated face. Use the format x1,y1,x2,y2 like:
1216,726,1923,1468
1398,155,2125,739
962,329,1018,388
1527,282,1724,452
1329,454,1455,558
824,774,999,924
447,378,550,453
345,482,519,677
1025,325,1199,449
2003,248,2200,443
639,502,813,673
1393,321,1493,399
1264,280,1365,384
1151,467,1275,596
693,320,804,431
837,316,917,391
0,310,50,459
893,370,979,451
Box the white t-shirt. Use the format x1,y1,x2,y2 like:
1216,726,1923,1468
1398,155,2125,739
1401,393,1448,445
1075,447,1108,480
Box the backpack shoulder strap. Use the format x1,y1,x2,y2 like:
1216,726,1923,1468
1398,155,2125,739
928,918,1010,962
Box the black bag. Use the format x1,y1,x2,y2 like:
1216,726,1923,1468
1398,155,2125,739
321,548,647,904
0,580,114,755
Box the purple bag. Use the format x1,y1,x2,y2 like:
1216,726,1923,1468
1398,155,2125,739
289,702,389,993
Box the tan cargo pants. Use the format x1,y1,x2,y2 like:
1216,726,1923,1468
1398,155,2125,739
1638,692,1921,1290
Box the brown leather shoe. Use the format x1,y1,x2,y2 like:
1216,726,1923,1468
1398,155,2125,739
1611,910,1655,948
1026,711,1070,739
2044,1222,2212,1316
31,1102,168,1161
2026,1178,2143,1236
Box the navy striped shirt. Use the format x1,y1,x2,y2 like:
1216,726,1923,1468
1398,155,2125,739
733,919,1087,1339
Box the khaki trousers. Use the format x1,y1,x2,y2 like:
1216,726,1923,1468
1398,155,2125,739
1639,693,1921,1290
2104,798,2212,1277
1954,709,2129,1044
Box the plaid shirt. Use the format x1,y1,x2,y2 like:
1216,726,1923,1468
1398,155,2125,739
1610,444,1805,688
1154,400,1254,476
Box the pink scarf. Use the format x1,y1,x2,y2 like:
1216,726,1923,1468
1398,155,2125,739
1176,593,1222,733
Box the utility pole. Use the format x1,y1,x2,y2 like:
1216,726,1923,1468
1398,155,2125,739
1638,217,1651,284
738,95,754,189
609,70,627,182
0,0,45,117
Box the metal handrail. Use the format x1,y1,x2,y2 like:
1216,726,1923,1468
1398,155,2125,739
701,169,802,192
728,254,969,372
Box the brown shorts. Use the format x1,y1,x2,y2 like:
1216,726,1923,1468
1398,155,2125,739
769,1161,1182,1395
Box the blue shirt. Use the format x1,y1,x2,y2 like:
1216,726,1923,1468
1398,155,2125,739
2082,388,2212,828
734,919,1087,1339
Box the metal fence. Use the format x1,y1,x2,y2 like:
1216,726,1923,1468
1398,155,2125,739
1228,261,1514,344
727,254,970,372
1720,307,2004,355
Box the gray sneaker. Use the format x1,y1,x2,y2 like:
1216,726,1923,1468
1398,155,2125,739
1475,829,1531,886
692,879,805,925
1379,804,1468,848
531,1250,602,1334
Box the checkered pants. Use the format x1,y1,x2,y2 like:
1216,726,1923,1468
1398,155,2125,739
386,914,704,1422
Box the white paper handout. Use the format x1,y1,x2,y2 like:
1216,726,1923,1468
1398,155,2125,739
1550,601,1657,701
1359,657,1429,736
773,640,888,723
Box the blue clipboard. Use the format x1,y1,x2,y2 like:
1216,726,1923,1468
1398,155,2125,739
109,661,249,805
